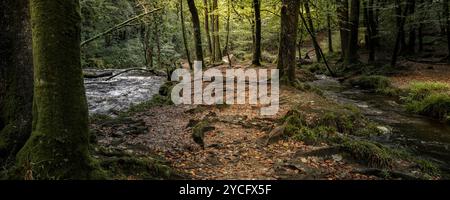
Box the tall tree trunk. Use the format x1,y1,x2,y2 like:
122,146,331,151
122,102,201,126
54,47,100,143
225,0,232,67
0,0,33,161
180,0,193,69
17,0,95,179
346,0,360,64
203,0,213,61
213,0,222,61
406,0,416,54
395,0,406,54
140,24,154,68
210,0,216,63
392,0,411,66
155,13,162,68
252,0,262,66
327,11,334,53
304,1,322,62
367,0,378,62
418,0,424,52
277,0,300,82
298,23,304,59
444,0,450,63
336,0,350,60
187,0,204,63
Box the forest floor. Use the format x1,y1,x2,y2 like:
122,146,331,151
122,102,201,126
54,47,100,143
391,61,450,88
90,62,405,180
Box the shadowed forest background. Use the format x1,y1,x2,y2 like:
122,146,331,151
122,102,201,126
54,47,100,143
1,0,450,180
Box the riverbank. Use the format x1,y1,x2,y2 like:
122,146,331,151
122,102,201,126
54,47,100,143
88,63,443,180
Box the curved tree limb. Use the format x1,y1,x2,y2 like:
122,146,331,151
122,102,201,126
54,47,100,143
81,8,163,47
104,68,163,81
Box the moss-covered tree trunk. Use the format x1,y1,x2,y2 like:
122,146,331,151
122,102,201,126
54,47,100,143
252,0,262,66
336,0,349,60
277,0,300,82
187,0,204,64
16,0,95,179
0,0,34,162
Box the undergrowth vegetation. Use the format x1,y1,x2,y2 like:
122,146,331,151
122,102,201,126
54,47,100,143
403,82,450,123
279,100,440,177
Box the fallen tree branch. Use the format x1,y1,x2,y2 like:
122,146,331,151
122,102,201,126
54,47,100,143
83,72,113,79
104,68,163,81
81,8,163,47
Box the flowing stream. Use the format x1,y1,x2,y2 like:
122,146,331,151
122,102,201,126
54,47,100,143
310,75,450,177
83,69,165,115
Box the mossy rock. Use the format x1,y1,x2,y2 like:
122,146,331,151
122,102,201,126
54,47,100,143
192,120,215,149
349,75,391,91
339,140,394,169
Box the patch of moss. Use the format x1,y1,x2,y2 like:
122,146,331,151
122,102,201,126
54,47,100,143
292,81,324,96
192,120,215,149
94,147,181,180
126,95,173,114
340,140,394,169
415,159,440,176
350,75,391,91
406,82,450,101
403,81,450,122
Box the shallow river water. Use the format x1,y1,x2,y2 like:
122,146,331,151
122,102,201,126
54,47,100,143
84,69,165,115
310,75,450,176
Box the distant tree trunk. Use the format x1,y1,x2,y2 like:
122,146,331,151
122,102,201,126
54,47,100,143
252,0,262,66
392,0,411,66
17,0,95,179
336,0,350,60
0,0,33,161
346,0,360,64
368,0,378,62
304,1,322,62
203,0,213,61
444,0,450,63
140,24,154,68
225,0,232,67
418,0,424,52
298,23,304,59
155,14,162,68
210,0,216,63
187,0,204,63
327,11,334,53
213,0,222,61
180,0,193,69
277,0,300,82
406,0,417,54
395,0,407,54
363,1,370,50
418,23,423,52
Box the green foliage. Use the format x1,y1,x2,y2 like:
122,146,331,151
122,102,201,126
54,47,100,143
350,75,391,90
349,75,399,96
404,82,450,122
